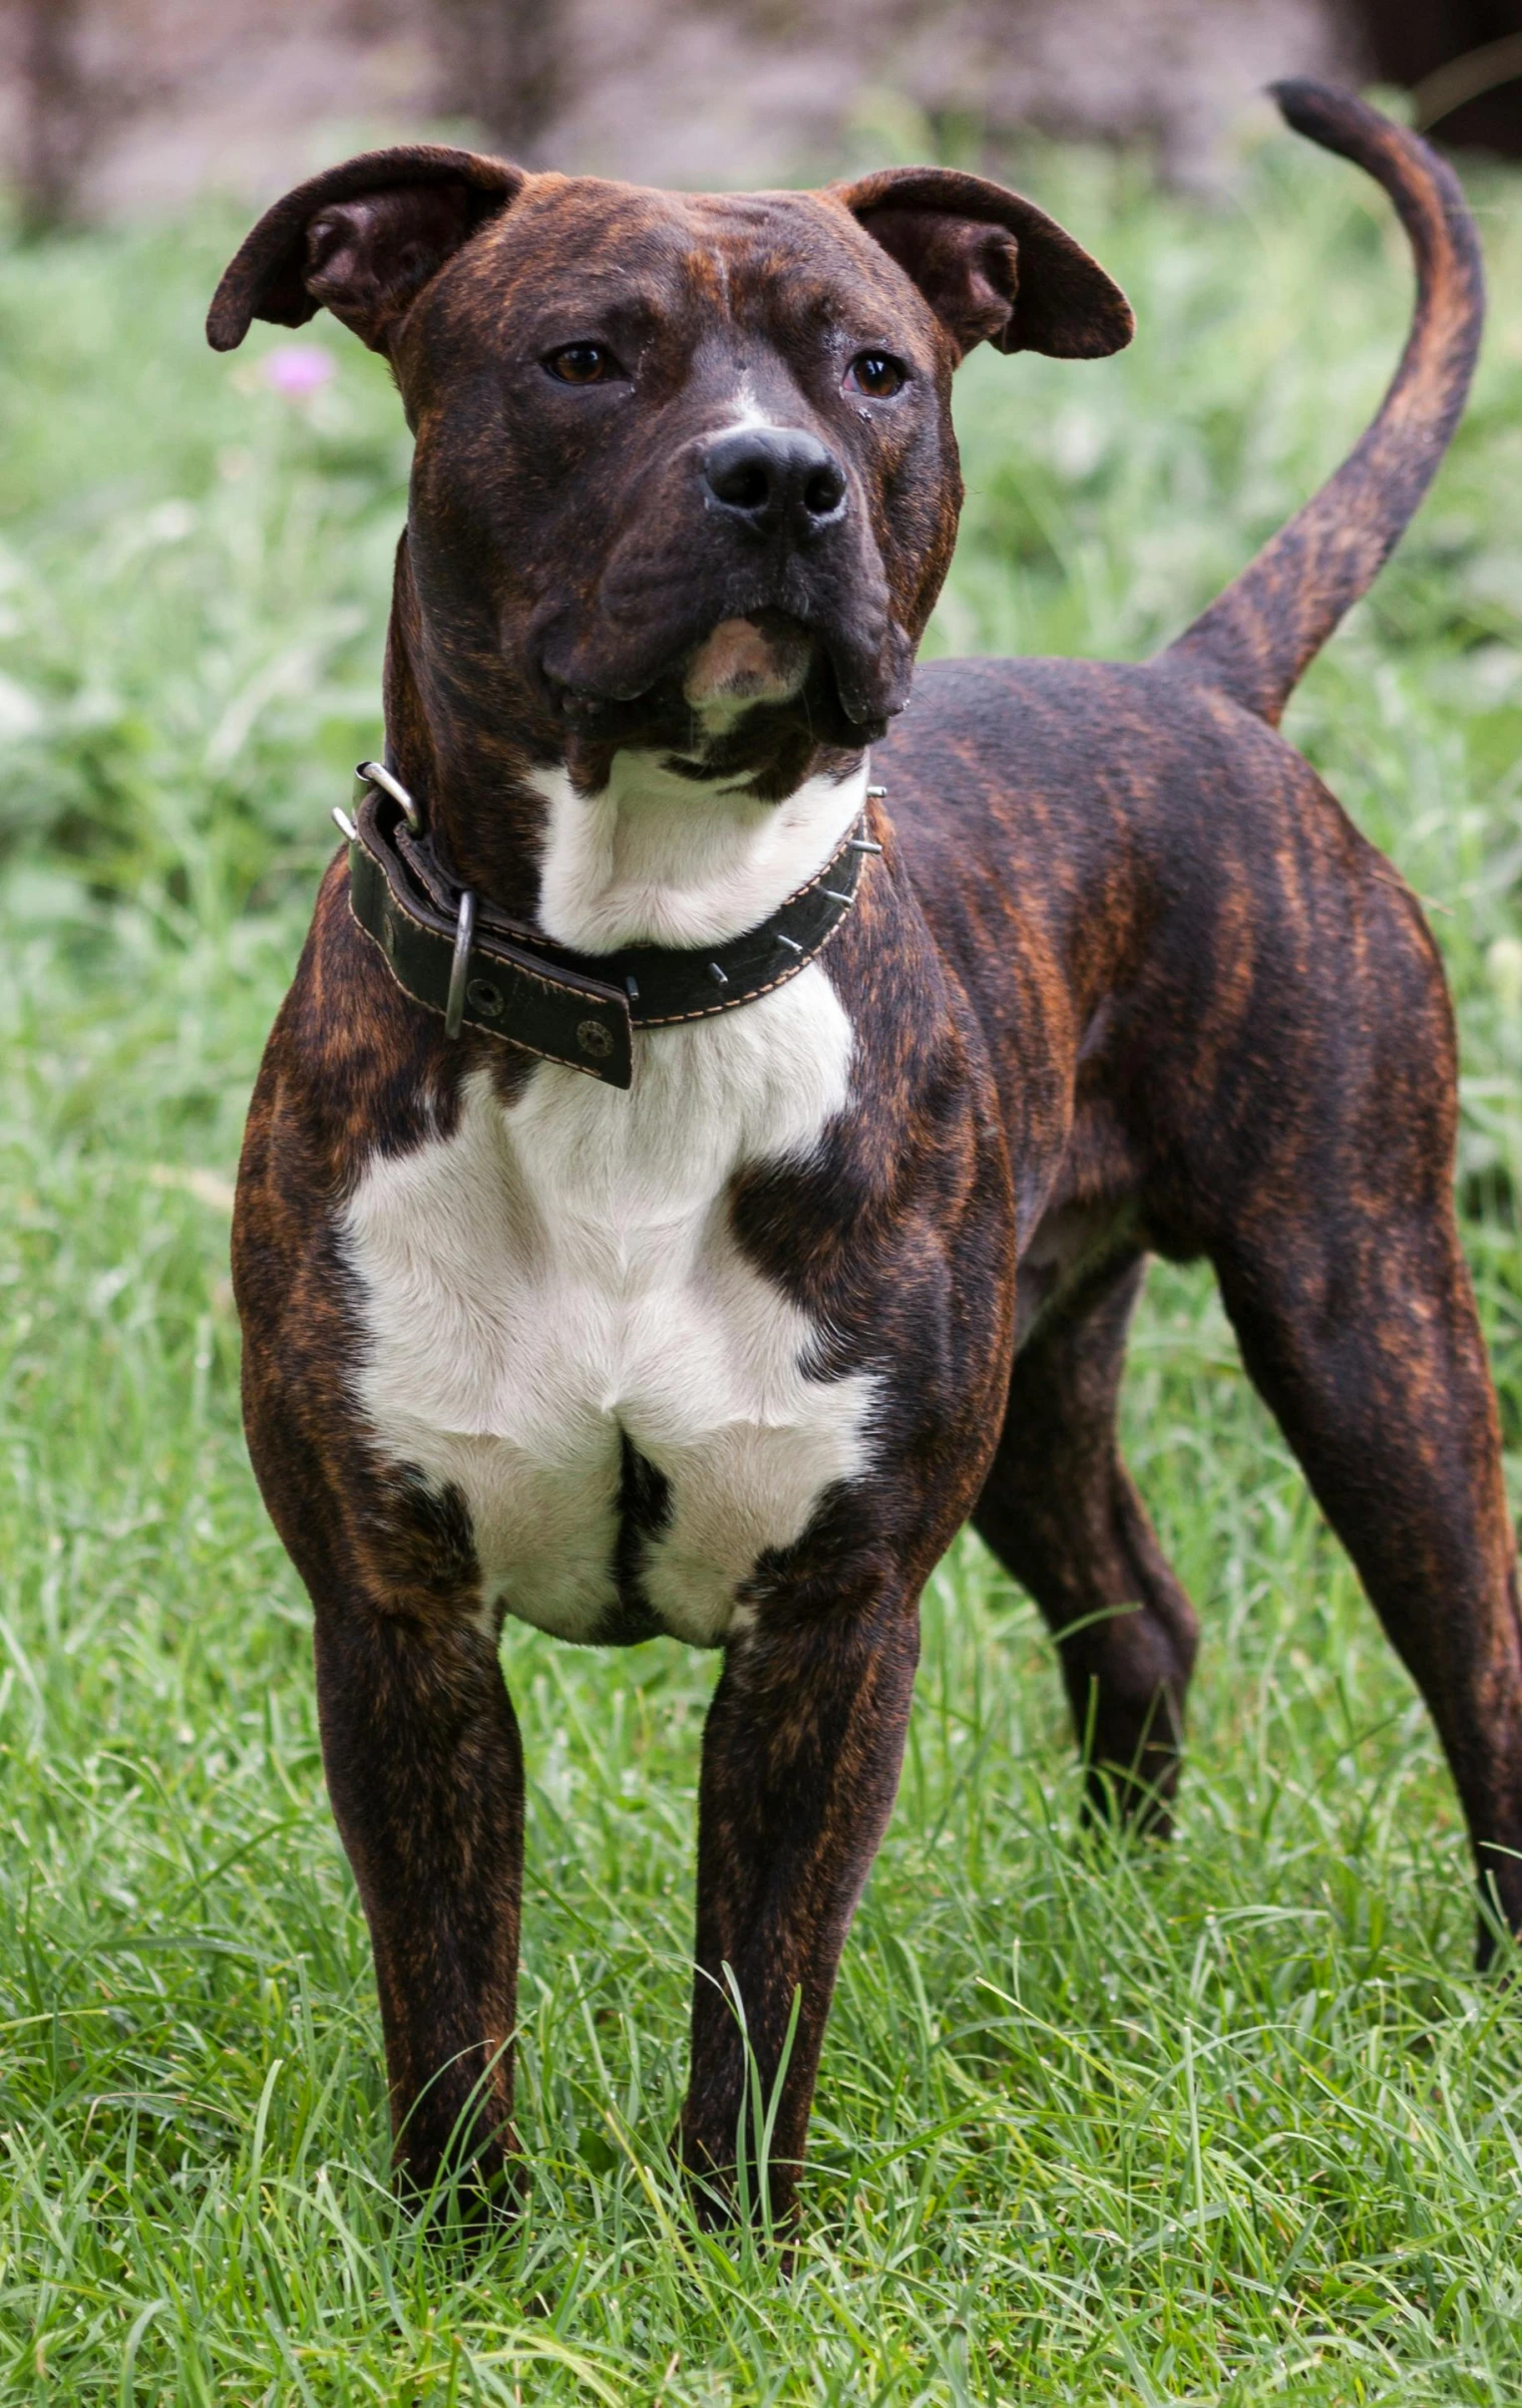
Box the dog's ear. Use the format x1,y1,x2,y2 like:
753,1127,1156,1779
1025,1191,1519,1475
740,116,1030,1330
832,167,1133,362
206,146,524,355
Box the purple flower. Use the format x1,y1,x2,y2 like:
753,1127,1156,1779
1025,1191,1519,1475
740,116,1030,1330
260,344,336,400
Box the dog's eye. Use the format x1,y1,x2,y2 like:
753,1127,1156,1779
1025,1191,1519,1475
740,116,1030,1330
545,343,623,386
846,352,906,400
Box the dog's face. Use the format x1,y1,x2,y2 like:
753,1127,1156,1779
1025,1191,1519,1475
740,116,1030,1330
210,150,1130,795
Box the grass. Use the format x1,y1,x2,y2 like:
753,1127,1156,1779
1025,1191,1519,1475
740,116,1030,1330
3,114,1522,2403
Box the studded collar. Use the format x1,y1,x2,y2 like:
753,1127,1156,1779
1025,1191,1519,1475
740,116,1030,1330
340,763,883,1091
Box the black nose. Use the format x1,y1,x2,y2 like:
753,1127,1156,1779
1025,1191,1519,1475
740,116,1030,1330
702,426,848,540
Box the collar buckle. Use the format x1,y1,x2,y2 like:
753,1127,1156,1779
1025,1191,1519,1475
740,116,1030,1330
444,888,479,1040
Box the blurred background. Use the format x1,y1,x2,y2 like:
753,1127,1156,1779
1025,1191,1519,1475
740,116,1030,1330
3,0,1522,225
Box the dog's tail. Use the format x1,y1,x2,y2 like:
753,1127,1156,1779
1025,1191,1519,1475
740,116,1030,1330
1162,81,1484,727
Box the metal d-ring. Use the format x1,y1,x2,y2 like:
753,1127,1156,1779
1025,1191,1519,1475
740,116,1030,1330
445,888,478,1038
354,758,423,834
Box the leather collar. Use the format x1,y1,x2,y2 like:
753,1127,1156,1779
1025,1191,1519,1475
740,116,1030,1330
343,770,881,1091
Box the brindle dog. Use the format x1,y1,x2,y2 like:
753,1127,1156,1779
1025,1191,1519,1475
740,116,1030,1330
208,82,1519,2226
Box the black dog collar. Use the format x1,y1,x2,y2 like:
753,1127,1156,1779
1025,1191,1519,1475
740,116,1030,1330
340,764,882,1091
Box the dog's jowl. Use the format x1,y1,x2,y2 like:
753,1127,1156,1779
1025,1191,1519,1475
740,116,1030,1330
210,82,1522,2225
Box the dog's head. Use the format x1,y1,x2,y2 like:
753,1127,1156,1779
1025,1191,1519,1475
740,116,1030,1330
209,148,1130,798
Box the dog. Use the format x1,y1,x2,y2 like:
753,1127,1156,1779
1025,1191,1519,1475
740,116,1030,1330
207,81,1520,2226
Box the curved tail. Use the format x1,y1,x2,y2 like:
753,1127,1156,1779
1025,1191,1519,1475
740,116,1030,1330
1163,81,1484,726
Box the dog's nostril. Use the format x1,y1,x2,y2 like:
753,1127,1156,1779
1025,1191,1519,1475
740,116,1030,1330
804,463,846,519
710,458,772,513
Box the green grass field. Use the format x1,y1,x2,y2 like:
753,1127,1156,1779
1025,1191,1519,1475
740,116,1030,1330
4,115,1522,2403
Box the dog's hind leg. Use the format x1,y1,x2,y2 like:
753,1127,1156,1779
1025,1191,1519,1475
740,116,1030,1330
972,1253,1200,1832
1214,1196,1522,1963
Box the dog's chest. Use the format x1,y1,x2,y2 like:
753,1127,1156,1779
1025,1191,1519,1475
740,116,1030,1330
339,966,876,1646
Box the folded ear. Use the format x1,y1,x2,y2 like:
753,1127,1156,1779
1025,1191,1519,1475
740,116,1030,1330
832,167,1133,363
206,145,524,355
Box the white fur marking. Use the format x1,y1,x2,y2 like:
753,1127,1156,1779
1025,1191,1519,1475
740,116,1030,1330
342,979,875,1647
531,755,867,950
722,375,772,432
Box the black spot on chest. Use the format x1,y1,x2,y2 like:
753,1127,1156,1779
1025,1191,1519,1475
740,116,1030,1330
597,1432,675,1645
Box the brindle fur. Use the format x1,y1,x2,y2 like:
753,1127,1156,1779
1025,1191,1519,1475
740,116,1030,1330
210,83,1522,2226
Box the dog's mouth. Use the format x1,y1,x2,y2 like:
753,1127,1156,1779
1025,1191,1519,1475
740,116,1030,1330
536,607,899,769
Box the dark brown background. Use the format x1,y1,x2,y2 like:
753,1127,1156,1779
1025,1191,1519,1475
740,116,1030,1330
4,2,1519,230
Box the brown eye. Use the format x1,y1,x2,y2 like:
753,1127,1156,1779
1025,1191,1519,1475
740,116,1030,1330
545,343,621,385
847,351,906,400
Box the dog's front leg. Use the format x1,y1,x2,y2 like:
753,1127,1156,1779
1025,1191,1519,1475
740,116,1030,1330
313,1594,524,2208
681,1585,920,2227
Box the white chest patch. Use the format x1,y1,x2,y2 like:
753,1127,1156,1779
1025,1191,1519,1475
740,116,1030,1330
340,755,876,1646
